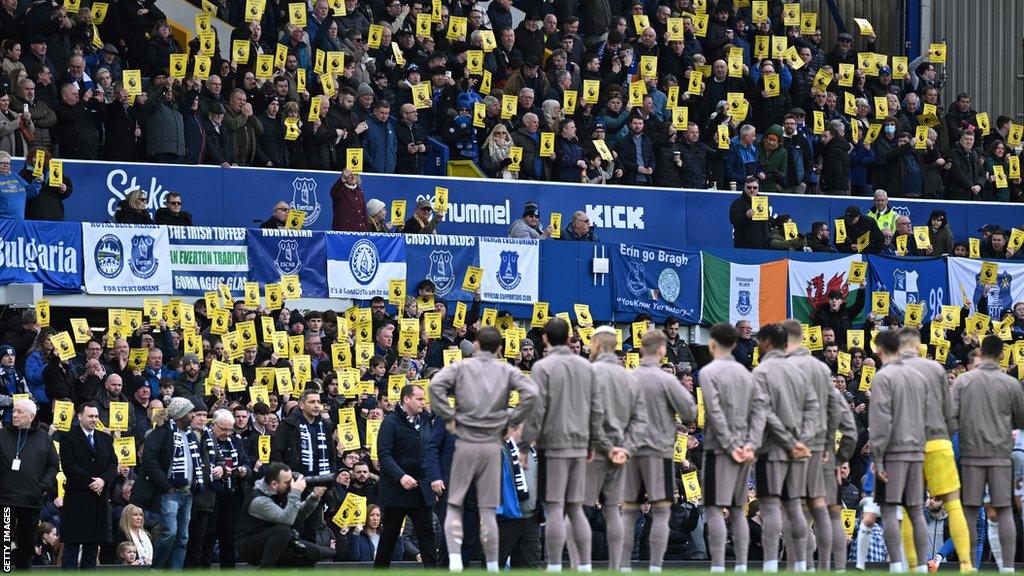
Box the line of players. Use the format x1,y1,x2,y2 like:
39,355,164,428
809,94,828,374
428,316,1024,573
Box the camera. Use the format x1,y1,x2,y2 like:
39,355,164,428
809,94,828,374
300,473,337,487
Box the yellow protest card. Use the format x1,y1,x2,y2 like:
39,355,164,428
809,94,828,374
855,232,870,253
853,17,874,36
109,401,129,431
504,332,521,359
423,311,442,339
508,146,523,171
800,12,817,34
928,43,946,63
255,54,274,79
447,15,467,40
624,352,640,370
666,17,684,41
70,318,91,343
848,261,867,284
727,47,743,78
232,39,251,64
841,509,857,535
763,73,780,97
169,54,187,79
478,29,496,52
981,261,999,285
407,81,429,109
771,35,787,58
782,221,798,241
415,13,431,36
913,226,931,249
114,437,136,467
550,212,562,239
751,0,767,23
860,365,875,390
783,2,800,26
563,89,577,114
333,493,367,527
1008,156,1021,180
632,14,649,31
466,49,483,75
812,68,831,92
123,69,142,96
245,0,264,21
264,283,282,310
531,302,549,328
905,303,923,327
994,165,1008,189
452,302,468,328
751,195,768,221
284,209,305,230
847,329,865,350
837,351,851,375
91,1,109,23
346,148,364,173
687,70,704,95
682,471,702,502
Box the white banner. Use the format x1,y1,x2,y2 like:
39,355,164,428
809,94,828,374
326,232,408,299
83,223,173,294
947,257,1024,319
478,237,539,304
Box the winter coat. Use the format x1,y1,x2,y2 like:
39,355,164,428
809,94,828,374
330,182,369,232
946,144,985,201
376,407,435,508
0,424,59,508
154,208,193,226
553,135,585,182
21,169,71,221
728,193,769,249
819,136,851,193
58,426,117,544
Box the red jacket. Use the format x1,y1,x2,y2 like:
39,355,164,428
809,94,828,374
330,180,369,232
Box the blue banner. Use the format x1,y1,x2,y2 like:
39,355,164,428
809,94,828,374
246,229,328,297
611,243,701,323
867,255,949,321
167,226,248,296
326,232,407,299
405,235,479,302
0,219,81,293
55,158,1024,248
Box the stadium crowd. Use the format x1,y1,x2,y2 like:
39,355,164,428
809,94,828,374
0,0,1021,205
1,268,1023,571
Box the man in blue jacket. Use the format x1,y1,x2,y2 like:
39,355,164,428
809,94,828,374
374,383,437,567
0,151,42,219
365,99,397,173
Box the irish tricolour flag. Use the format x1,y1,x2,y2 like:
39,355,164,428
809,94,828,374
700,253,788,330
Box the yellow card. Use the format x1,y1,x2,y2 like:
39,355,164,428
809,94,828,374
508,146,523,171
1008,156,1021,180
367,23,384,49
244,0,264,21
411,81,431,109
114,437,136,467
751,195,768,221
783,221,798,241
391,200,407,227
800,12,817,34
682,470,702,502
847,329,865,350
687,70,703,95
416,13,431,36
539,132,555,157
763,73,780,97
285,209,306,230
550,212,562,239
905,303,924,327
848,261,867,284
462,266,483,292
504,332,521,359
466,49,483,75
981,262,999,285
928,42,946,63
264,283,283,309
479,29,496,51
453,301,467,328
346,148,363,173
913,226,931,248
232,39,251,64
841,509,857,535
853,17,874,36
751,0,767,23
837,351,851,375
433,186,448,213
860,365,875,390
109,401,130,431
531,302,549,328
442,349,462,367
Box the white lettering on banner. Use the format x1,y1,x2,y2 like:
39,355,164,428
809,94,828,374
403,234,477,247
586,205,645,230
174,276,246,291
105,169,172,216
618,244,688,267
0,236,78,273
167,226,247,241
258,228,314,238
420,198,511,226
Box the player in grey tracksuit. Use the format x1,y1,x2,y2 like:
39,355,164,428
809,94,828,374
781,319,838,571
749,323,818,573
868,330,931,573
520,318,607,572
429,327,539,573
699,323,766,573
824,385,858,571
618,329,696,572
579,325,648,571
950,335,1024,571
898,326,975,572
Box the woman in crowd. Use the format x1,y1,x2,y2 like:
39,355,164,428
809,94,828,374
119,505,153,566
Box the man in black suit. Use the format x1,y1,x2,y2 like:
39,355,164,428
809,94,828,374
60,401,119,569
374,384,438,567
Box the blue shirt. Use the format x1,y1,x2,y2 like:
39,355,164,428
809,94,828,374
0,172,41,220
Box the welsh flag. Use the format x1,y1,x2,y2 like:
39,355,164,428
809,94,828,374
701,253,788,330
788,255,865,323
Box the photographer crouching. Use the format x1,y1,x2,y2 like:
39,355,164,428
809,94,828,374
235,462,328,567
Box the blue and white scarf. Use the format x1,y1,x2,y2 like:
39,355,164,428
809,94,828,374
299,419,331,476
169,421,204,491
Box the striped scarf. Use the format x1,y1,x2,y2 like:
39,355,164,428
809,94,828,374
169,421,204,491
299,419,331,476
